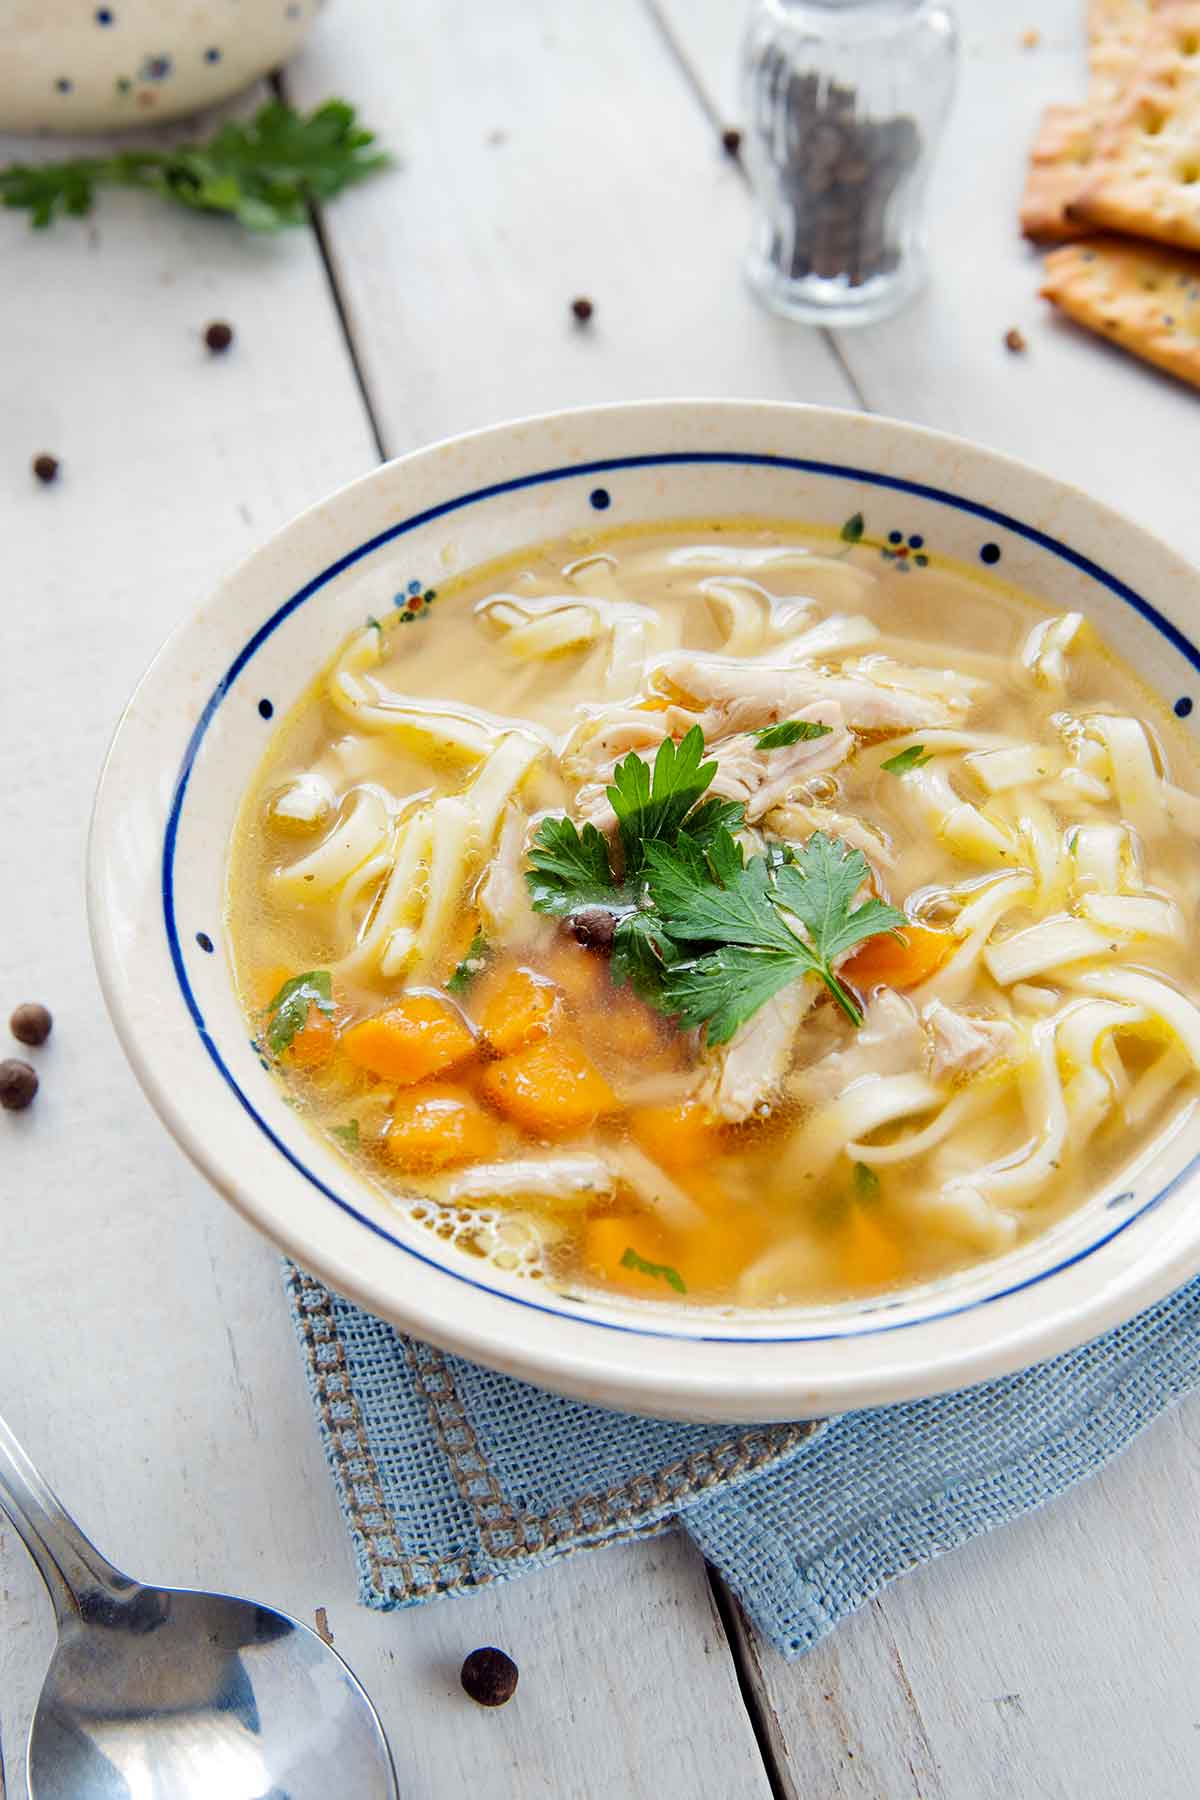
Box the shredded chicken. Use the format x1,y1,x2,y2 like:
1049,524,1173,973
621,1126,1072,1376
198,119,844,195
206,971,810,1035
765,803,896,869
651,653,962,732
704,983,813,1122
923,1001,1019,1081
570,706,853,835
787,990,924,1108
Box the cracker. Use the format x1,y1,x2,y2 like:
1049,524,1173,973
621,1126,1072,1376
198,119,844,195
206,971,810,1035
1020,0,1173,243
1069,7,1200,249
1022,104,1101,242
1040,235,1200,388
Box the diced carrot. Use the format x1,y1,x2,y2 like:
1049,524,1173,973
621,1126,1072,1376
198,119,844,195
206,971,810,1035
542,940,607,1007
583,1214,682,1296
341,994,478,1086
384,1084,501,1171
842,923,952,991
480,1037,619,1136
478,965,561,1056
286,1009,335,1069
631,1100,723,1171
839,1203,905,1289
677,1216,763,1295
584,992,679,1066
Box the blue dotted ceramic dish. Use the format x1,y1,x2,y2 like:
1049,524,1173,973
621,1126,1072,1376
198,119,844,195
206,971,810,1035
87,402,1200,1422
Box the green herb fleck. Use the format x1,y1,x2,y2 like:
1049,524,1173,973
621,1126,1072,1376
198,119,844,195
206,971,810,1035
447,931,491,995
881,744,931,776
366,614,384,638
620,1246,687,1294
332,1119,361,1151
753,719,834,750
841,512,865,544
0,99,389,232
265,970,334,1056
853,1161,881,1202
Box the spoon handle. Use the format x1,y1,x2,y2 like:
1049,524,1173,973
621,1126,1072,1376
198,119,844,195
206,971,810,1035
0,1412,135,1625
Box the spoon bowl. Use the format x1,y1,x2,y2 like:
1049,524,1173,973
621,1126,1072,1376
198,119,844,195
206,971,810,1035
0,1415,398,1799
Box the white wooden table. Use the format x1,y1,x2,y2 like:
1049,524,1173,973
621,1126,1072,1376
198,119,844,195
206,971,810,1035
4,3,1200,1795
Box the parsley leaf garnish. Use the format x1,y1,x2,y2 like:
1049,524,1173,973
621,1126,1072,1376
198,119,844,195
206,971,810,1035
265,971,334,1056
651,829,904,1037
525,816,622,917
523,729,903,1041
607,726,718,876
332,1119,361,1151
661,944,810,1045
881,744,931,775
446,930,491,995
620,1247,687,1294
753,719,834,750
0,100,388,232
610,910,680,1001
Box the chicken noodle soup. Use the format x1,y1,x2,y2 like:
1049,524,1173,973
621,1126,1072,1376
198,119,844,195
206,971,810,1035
226,520,1200,1307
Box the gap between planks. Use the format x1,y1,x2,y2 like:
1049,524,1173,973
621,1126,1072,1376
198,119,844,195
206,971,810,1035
272,69,388,464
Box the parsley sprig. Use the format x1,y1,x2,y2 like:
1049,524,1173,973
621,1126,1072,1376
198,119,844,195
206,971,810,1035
524,726,904,1042
265,970,334,1055
0,100,388,232
648,831,904,1038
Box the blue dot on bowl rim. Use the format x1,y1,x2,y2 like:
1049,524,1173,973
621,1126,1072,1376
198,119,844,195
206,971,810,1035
887,529,903,545
205,46,222,62
1176,696,1194,718
980,542,1002,564
589,487,611,510
95,7,115,23
258,698,274,719
55,77,72,93
909,533,924,549
195,931,214,954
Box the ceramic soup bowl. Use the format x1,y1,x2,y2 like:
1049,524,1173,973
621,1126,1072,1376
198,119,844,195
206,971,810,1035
1,0,323,134
87,401,1200,1421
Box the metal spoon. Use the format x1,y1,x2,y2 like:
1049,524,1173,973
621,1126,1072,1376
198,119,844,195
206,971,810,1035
0,1412,399,1798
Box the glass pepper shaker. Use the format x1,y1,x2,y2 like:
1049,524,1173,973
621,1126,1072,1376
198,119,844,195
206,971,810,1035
740,0,958,326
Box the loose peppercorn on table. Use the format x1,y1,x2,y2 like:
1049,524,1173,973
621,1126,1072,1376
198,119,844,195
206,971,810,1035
4,3,1200,1796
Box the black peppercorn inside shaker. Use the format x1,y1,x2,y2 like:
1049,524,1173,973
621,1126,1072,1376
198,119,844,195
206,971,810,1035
741,0,958,324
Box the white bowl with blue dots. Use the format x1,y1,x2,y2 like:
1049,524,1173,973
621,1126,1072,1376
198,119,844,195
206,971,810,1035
1,0,324,134
87,400,1200,1421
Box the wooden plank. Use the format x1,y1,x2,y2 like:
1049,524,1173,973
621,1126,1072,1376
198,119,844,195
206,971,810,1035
282,0,857,460
0,75,773,1800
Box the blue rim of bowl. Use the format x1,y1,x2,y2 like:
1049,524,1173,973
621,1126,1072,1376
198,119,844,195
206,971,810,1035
161,450,1200,1344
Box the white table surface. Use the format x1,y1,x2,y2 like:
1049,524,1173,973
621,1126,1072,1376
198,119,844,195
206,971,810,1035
4,3,1200,1795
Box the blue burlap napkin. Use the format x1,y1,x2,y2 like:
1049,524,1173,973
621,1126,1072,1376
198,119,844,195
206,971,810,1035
286,1266,1200,1658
